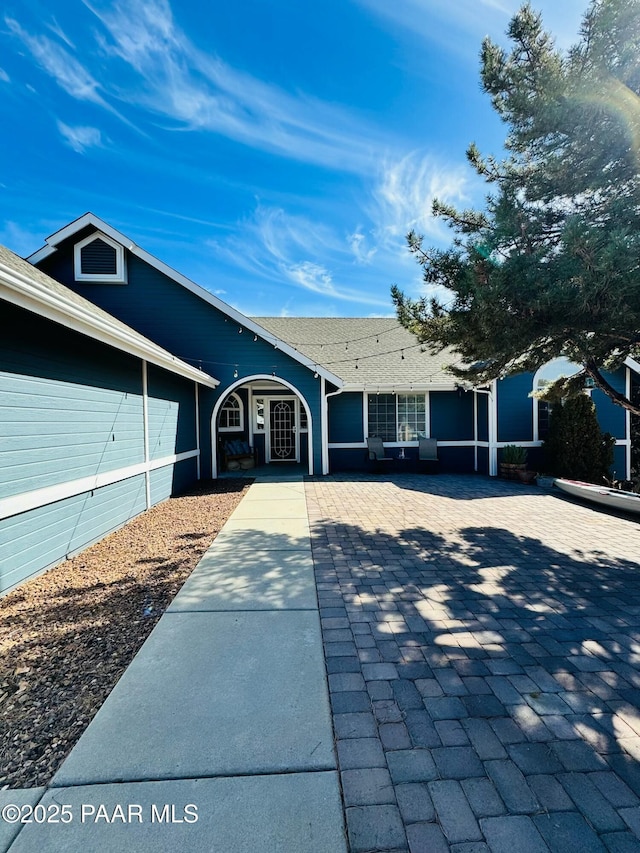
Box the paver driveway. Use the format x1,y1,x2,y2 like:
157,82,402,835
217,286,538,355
305,474,640,853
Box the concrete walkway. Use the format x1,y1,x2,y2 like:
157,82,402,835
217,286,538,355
3,475,346,853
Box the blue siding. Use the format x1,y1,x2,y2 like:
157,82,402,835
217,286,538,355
438,446,475,473
1,304,143,500
147,365,196,459
149,457,198,504
430,391,474,441
41,247,324,476
497,375,534,442
1,301,201,593
1,475,147,593
476,446,489,475
476,393,489,442
612,444,627,479
592,369,627,439
329,393,364,443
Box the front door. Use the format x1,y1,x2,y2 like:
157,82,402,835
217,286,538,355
269,399,297,462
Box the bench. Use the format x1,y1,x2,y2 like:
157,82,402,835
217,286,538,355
221,439,256,471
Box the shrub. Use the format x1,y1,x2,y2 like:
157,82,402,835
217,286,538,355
501,444,528,465
543,395,614,483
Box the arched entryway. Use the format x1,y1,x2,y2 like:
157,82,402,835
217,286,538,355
211,375,314,478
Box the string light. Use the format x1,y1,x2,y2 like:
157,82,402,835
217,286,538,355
253,334,258,341
238,327,243,334
233,367,238,378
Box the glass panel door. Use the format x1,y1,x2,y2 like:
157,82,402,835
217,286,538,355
269,399,297,461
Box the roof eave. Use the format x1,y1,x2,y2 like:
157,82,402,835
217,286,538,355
343,381,459,392
0,260,219,388
28,213,344,388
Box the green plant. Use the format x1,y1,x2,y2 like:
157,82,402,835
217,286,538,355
543,394,614,483
501,445,527,465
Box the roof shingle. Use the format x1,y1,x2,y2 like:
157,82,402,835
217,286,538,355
252,317,460,387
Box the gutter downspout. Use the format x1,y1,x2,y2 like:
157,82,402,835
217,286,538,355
322,380,345,476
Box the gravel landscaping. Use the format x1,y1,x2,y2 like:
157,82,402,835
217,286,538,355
0,479,250,789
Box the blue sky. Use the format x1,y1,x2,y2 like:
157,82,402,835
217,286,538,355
1,0,590,317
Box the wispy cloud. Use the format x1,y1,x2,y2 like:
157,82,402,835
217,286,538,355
212,205,393,309
5,17,109,107
0,68,9,83
57,121,103,153
356,0,589,55
79,0,389,174
0,221,45,257
372,151,471,246
348,230,377,265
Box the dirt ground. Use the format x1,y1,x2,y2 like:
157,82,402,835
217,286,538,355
0,479,250,789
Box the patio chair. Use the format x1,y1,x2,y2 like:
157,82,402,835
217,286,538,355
418,437,439,473
366,436,393,472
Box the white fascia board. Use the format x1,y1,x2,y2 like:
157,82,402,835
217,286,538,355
0,263,218,388
28,212,344,388
624,356,640,376
345,382,458,392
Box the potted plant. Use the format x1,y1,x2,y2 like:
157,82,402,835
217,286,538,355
536,473,556,490
499,445,528,480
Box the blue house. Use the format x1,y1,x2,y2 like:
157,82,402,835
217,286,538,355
1,212,636,588
28,214,635,480
0,242,218,592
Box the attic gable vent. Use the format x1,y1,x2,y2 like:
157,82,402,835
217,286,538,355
74,231,127,283
81,238,116,274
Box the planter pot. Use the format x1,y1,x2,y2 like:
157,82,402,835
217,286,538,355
499,463,526,481
517,469,537,485
536,475,555,490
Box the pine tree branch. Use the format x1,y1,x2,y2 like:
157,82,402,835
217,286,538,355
584,358,640,417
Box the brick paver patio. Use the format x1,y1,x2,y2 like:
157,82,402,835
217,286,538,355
305,474,640,853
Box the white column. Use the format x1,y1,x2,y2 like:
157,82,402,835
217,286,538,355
488,380,498,477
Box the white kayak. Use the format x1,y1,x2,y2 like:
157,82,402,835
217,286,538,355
554,478,640,515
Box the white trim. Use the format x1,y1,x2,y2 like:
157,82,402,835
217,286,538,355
74,231,127,283
488,380,498,476
142,361,151,510
28,213,343,388
365,390,429,443
218,391,244,432
322,378,329,476
248,386,255,447
267,396,299,463
626,367,632,480
473,390,478,472
349,382,457,393
0,260,218,389
195,384,201,479
0,450,199,522
328,441,479,449
211,375,314,478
